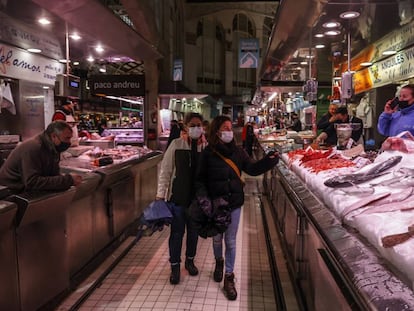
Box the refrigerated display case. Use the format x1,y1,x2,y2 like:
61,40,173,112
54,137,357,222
106,128,144,145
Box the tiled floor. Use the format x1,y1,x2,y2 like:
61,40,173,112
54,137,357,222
56,176,300,311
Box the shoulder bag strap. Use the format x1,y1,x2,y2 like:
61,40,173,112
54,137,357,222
214,150,244,184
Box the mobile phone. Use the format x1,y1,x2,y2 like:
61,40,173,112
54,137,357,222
390,97,399,109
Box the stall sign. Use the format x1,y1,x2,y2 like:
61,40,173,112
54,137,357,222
0,11,63,60
239,38,259,68
0,43,64,85
173,59,183,81
353,68,373,94
368,45,414,88
370,19,414,63
89,75,145,96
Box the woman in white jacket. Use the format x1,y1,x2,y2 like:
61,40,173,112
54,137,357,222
156,112,207,284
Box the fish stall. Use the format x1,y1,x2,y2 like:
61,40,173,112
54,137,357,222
262,134,414,310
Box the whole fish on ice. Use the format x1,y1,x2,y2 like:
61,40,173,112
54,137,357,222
324,156,402,188
370,167,414,188
341,192,391,219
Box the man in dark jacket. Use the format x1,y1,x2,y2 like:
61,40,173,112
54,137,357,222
316,105,364,147
0,120,82,193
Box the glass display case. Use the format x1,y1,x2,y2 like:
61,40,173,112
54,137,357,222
106,128,144,145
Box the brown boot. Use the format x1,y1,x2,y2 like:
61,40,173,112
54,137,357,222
223,272,237,300
213,257,224,282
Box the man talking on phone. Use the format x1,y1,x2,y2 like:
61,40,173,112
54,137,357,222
378,84,414,137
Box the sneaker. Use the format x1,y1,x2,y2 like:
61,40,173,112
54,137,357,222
213,257,224,282
170,264,180,284
223,272,237,300
185,258,199,276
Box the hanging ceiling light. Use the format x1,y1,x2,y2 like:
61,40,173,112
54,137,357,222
322,21,341,28
339,11,360,19
325,30,341,36
27,48,42,53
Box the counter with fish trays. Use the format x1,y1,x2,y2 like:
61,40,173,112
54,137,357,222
276,150,414,309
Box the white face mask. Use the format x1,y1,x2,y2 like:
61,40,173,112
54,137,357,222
188,126,203,139
220,131,233,143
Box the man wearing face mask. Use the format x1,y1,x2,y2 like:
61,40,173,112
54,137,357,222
378,84,414,137
155,112,207,285
0,120,82,194
194,115,279,301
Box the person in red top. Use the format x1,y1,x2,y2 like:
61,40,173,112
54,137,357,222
52,98,79,146
241,122,250,148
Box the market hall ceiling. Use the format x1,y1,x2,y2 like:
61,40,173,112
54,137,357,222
0,0,161,76
259,0,405,84
0,0,407,82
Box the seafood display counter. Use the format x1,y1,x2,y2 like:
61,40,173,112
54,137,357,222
0,147,163,311
60,148,163,275
264,148,414,310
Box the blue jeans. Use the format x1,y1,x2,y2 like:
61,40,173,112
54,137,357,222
169,204,199,264
213,207,241,274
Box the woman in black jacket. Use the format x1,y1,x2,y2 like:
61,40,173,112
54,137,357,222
195,115,279,300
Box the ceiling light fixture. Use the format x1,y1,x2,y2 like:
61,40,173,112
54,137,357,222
339,11,360,19
360,62,372,66
315,44,325,49
314,33,324,38
38,18,51,25
322,21,341,28
106,96,143,105
268,92,277,101
58,59,70,63
70,33,81,40
27,48,42,53
87,56,94,62
382,50,397,55
95,45,104,53
325,30,341,36
73,61,80,65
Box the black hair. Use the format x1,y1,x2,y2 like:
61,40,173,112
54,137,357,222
335,106,348,115
184,112,203,125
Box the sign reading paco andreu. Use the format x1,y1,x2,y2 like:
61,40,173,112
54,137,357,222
89,75,145,96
